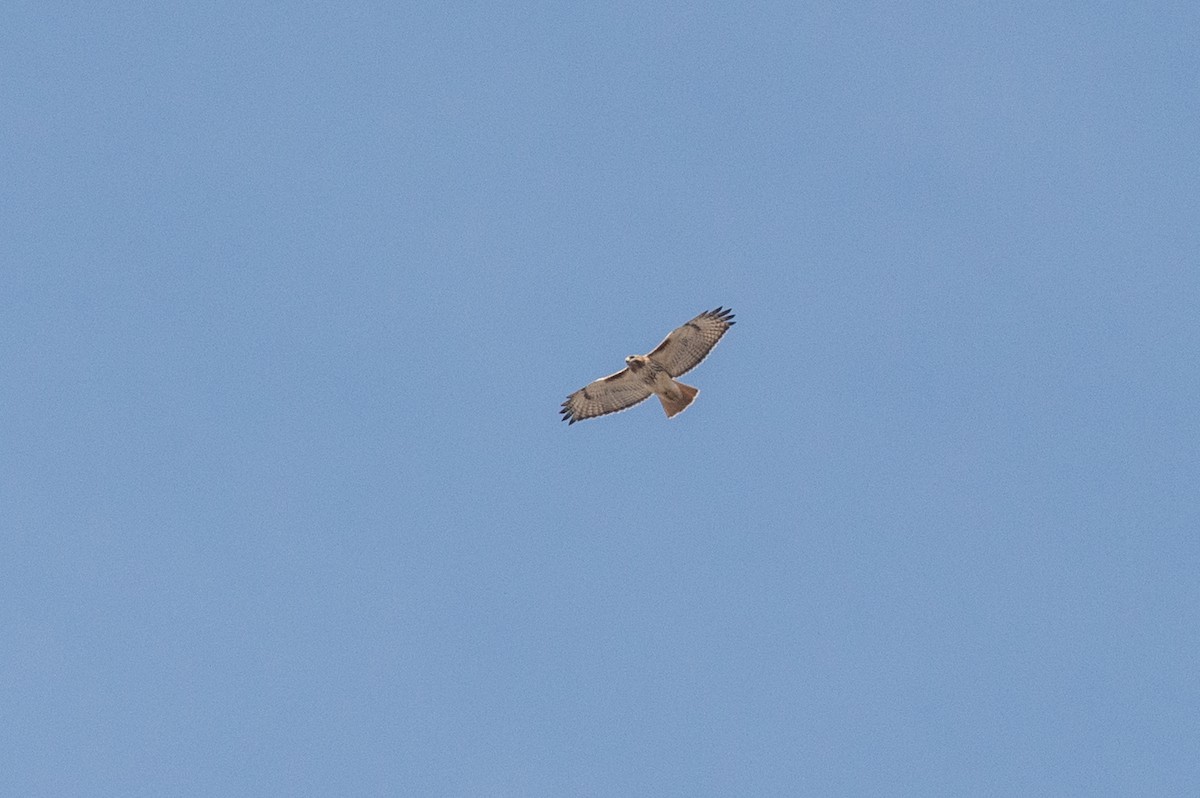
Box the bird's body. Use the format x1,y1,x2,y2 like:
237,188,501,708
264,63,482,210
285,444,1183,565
623,354,700,418
560,307,735,424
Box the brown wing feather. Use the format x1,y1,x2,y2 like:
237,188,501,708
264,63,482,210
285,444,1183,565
560,367,654,424
645,307,735,377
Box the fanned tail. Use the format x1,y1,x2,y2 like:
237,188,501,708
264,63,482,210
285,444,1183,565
658,381,699,418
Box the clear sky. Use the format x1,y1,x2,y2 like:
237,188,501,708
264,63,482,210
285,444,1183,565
3,3,1198,795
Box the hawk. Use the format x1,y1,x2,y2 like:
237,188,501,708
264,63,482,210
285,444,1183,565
560,307,735,424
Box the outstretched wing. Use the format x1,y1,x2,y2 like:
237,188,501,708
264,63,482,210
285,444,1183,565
645,307,735,377
560,368,654,424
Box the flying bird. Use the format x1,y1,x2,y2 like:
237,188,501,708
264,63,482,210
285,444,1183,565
560,307,735,424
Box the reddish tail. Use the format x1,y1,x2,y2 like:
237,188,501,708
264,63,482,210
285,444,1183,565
659,381,699,418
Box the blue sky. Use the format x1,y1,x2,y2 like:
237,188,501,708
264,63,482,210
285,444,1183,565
3,3,1198,795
